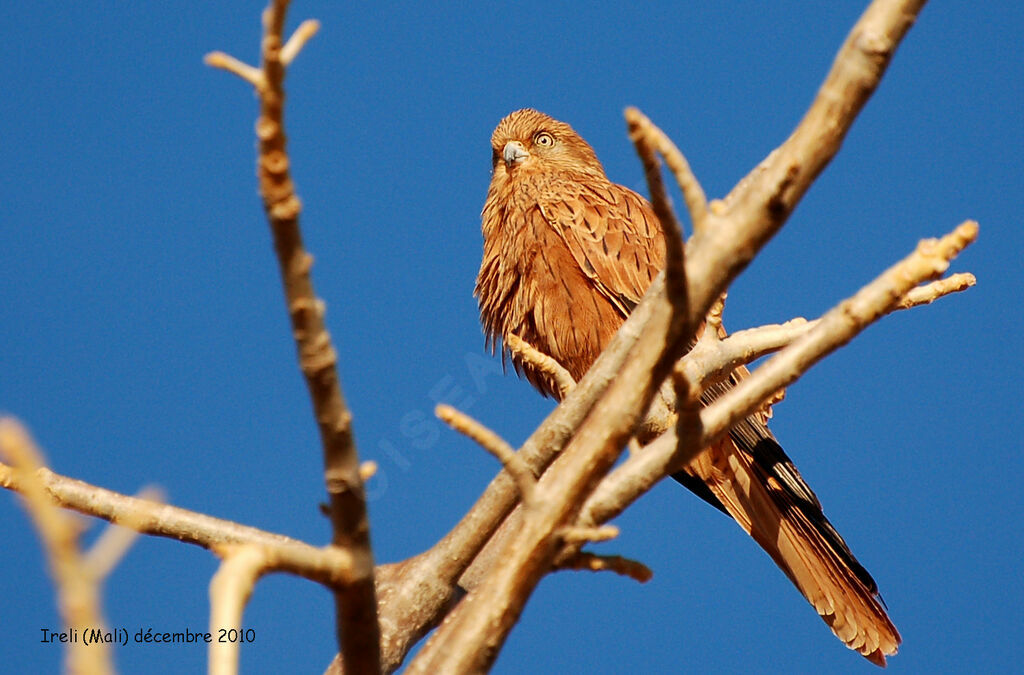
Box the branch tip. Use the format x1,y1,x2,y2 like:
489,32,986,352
626,106,709,233
358,461,378,481
281,19,321,65
204,51,266,89
556,552,653,583
560,525,618,544
506,334,576,399
435,404,537,506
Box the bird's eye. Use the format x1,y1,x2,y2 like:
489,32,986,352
533,132,554,147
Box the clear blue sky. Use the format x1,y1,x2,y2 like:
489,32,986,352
2,2,1021,673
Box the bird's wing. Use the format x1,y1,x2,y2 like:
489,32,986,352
536,179,665,318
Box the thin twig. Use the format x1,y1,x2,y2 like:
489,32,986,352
84,486,165,581
204,52,266,89
209,545,270,675
559,525,618,544
625,108,709,233
436,404,536,507
281,19,320,66
706,292,726,337
555,552,653,583
625,109,688,310
0,419,112,675
672,272,974,400
895,271,975,308
506,333,576,399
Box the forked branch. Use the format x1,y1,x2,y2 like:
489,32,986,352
583,222,977,528
206,1,379,670
0,420,112,675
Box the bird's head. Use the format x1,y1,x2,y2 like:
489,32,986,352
489,109,607,181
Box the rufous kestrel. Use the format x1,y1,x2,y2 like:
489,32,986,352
474,108,900,665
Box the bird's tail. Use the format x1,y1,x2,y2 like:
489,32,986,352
681,429,901,666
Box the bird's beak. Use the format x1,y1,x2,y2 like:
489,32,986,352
502,141,530,168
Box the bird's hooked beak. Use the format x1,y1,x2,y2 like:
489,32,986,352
502,141,530,168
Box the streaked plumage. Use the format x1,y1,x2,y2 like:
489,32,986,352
474,108,900,665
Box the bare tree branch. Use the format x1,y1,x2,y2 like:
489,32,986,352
582,222,977,529
0,461,361,588
672,272,976,402
555,552,653,583
209,545,269,675
205,1,379,669
0,419,112,675
505,334,576,399
701,222,976,438
626,107,709,233
281,19,320,66
896,271,975,308
83,486,165,582
559,525,618,544
436,404,537,507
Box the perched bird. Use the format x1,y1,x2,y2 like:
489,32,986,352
474,108,901,665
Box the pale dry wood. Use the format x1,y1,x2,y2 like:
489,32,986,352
896,271,975,308
560,525,619,544
83,486,165,581
436,404,537,507
0,461,362,588
206,1,380,669
209,545,270,675
505,333,576,399
281,19,320,66
625,107,709,233
0,419,112,675
555,551,652,583
204,52,265,89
